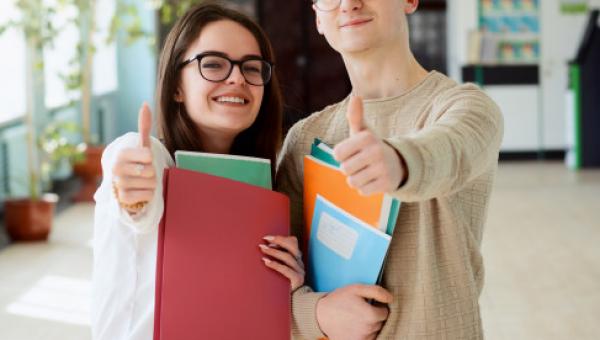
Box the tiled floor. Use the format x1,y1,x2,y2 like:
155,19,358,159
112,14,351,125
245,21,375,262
0,161,599,340
0,203,94,340
479,162,600,340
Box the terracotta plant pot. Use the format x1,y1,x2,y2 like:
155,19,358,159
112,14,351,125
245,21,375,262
72,145,105,202
3,194,59,242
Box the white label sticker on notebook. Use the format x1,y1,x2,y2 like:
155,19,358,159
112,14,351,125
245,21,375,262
317,212,358,260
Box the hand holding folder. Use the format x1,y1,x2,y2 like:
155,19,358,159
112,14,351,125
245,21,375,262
317,283,393,340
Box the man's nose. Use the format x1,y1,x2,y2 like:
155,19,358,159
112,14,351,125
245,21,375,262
339,0,362,12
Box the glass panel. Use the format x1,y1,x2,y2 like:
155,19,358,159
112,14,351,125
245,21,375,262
0,0,27,123
92,0,117,95
44,0,79,109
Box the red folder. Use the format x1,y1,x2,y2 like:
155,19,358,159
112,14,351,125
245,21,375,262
154,167,291,340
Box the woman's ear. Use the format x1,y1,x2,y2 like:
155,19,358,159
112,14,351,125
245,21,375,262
173,88,183,102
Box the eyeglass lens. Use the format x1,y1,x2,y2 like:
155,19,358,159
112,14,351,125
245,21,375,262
313,0,340,11
198,55,272,86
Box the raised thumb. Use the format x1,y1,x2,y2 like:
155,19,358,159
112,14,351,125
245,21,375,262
138,102,152,148
347,95,364,136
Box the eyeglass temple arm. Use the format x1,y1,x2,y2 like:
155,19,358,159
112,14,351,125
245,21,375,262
179,56,199,69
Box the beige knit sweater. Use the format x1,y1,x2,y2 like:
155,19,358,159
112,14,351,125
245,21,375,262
276,71,504,340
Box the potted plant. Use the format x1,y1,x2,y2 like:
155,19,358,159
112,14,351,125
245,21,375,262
3,122,85,241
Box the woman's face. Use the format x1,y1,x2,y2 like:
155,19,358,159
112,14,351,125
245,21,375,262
178,20,264,145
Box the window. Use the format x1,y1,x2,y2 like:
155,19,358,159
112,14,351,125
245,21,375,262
44,2,80,109
0,0,118,124
92,0,117,96
44,0,117,109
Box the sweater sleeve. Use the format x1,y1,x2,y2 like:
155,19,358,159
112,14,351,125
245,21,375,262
385,86,504,202
276,124,305,249
93,132,174,234
276,124,329,339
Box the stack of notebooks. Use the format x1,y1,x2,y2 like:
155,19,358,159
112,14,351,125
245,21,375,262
154,151,290,340
304,139,401,293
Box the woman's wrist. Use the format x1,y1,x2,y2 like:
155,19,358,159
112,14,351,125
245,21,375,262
112,181,149,218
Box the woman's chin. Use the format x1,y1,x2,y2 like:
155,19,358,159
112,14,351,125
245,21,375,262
213,120,255,136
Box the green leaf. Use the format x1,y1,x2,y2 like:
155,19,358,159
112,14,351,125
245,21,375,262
161,5,172,24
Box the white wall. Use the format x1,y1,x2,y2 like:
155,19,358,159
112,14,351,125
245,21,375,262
485,85,540,151
539,0,600,149
447,0,479,82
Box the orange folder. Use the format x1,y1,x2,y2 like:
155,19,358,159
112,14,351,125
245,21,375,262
154,167,290,340
302,155,391,257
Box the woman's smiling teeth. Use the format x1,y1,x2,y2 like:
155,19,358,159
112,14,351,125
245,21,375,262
215,96,247,104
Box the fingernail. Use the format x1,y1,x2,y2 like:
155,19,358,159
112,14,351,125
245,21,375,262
262,257,271,263
258,244,269,250
268,244,277,248
263,236,275,241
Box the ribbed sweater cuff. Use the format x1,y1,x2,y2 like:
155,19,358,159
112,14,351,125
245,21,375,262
385,138,423,197
291,286,328,339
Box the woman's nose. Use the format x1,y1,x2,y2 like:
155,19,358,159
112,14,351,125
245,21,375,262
225,64,246,85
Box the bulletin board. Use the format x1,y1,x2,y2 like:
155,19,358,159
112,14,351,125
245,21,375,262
479,0,540,64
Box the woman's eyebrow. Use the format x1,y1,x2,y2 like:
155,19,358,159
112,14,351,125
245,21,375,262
200,50,227,57
200,50,262,59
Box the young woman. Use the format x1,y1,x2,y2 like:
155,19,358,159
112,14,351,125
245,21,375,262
91,3,303,340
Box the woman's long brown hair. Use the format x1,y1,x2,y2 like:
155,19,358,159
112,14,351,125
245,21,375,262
155,1,283,180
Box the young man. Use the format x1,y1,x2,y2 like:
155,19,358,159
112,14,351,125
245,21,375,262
276,0,504,339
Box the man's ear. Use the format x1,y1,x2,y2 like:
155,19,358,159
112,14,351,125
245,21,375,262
314,5,324,35
405,0,419,14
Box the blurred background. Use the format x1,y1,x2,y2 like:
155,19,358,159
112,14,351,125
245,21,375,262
0,0,598,339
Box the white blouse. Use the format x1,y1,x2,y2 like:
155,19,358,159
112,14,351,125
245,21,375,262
91,132,174,340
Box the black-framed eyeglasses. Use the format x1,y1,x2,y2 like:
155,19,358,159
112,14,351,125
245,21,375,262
179,53,275,86
311,0,341,12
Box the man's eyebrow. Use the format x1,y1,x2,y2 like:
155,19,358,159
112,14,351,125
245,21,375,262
200,50,262,59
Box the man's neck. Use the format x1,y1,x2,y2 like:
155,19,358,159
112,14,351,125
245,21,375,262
343,43,429,100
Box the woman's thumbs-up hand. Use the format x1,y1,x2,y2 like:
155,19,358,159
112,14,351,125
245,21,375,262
111,102,157,211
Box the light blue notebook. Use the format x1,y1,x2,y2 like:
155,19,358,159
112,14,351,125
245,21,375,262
307,195,392,293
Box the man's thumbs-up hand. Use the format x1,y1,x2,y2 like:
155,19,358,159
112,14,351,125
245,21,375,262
332,96,406,196
111,102,157,211
347,95,364,136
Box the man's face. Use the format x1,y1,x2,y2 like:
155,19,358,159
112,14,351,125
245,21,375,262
314,0,418,55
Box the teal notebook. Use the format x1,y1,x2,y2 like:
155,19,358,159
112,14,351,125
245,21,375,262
310,138,340,168
175,151,272,190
